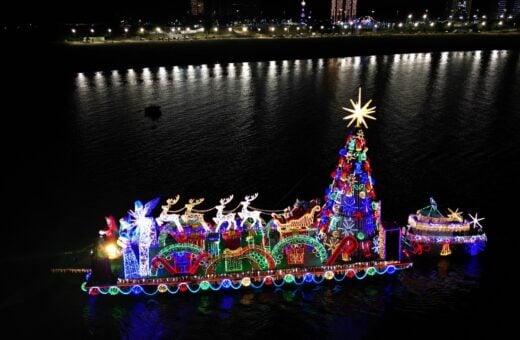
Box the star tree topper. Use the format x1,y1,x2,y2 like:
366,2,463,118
342,87,376,129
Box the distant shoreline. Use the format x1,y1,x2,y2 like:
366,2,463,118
49,33,520,72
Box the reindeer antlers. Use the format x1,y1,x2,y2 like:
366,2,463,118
219,194,234,205
166,195,180,206
187,198,205,206
244,193,259,202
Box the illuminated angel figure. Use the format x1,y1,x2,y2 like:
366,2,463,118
127,197,160,277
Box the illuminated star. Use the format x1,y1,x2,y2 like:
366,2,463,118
447,208,463,222
342,87,376,129
468,213,485,231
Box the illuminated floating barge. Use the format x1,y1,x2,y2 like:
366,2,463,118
403,198,487,256
84,88,412,296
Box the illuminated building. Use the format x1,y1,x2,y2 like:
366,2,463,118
331,0,357,22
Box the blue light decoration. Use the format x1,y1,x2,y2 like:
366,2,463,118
85,88,413,296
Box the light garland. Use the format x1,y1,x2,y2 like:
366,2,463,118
85,262,409,296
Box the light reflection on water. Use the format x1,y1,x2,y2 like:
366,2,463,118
80,256,488,339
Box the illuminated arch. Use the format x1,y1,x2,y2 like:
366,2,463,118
241,245,276,270
271,235,328,265
157,243,205,257
152,243,208,275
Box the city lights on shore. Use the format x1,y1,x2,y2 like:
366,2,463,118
66,8,514,41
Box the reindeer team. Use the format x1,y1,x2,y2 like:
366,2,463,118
156,193,264,232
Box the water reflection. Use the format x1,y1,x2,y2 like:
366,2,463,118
81,257,484,338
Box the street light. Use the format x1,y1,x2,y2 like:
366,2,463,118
71,28,76,34
107,28,112,33
139,28,144,33
124,28,128,33
213,27,218,32
408,14,413,19
90,28,94,33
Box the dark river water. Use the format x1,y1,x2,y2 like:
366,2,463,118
3,50,519,338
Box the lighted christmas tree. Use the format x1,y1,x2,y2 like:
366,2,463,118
317,88,382,265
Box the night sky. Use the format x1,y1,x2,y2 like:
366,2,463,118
2,0,499,24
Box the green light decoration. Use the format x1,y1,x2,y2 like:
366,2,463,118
199,281,211,290
356,232,365,240
284,274,295,283
205,245,275,274
157,243,205,257
271,235,328,264
367,267,377,276
108,286,119,295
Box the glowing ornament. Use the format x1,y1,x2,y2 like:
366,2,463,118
241,277,251,287
284,274,295,283
132,285,142,295
158,284,168,293
199,281,210,290
324,271,334,280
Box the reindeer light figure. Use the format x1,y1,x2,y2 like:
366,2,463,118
213,195,238,232
238,193,263,228
182,198,211,232
156,195,184,232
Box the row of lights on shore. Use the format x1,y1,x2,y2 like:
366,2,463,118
70,25,380,35
72,17,512,35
